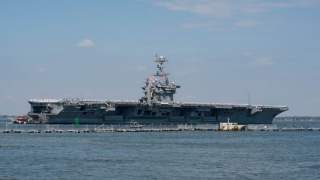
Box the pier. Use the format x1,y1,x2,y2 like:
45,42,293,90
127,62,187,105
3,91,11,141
1,124,320,134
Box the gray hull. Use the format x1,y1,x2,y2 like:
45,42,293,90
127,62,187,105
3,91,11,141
28,101,287,125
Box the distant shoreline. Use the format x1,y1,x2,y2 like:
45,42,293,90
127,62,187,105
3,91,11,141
0,115,16,118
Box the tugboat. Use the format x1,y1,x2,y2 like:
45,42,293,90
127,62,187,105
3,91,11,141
219,118,247,131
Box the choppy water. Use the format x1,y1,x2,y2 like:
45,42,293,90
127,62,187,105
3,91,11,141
1,117,320,180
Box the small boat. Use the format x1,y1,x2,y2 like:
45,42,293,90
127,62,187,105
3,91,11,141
129,121,144,129
219,118,247,131
13,116,29,124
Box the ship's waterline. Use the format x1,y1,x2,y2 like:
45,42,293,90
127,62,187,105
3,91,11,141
25,55,288,124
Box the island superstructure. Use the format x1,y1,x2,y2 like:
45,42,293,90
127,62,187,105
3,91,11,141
26,55,288,124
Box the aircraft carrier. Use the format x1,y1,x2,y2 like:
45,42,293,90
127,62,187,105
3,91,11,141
26,55,288,125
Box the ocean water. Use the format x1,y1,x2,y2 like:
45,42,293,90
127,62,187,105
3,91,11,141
0,118,320,180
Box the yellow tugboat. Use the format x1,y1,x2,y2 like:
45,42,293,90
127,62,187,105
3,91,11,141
219,118,247,131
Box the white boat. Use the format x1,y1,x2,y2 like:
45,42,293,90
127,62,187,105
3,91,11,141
219,118,247,131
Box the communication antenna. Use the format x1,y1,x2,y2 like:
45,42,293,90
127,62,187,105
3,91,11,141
247,92,251,106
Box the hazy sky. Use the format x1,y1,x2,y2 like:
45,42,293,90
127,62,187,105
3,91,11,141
1,0,320,116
